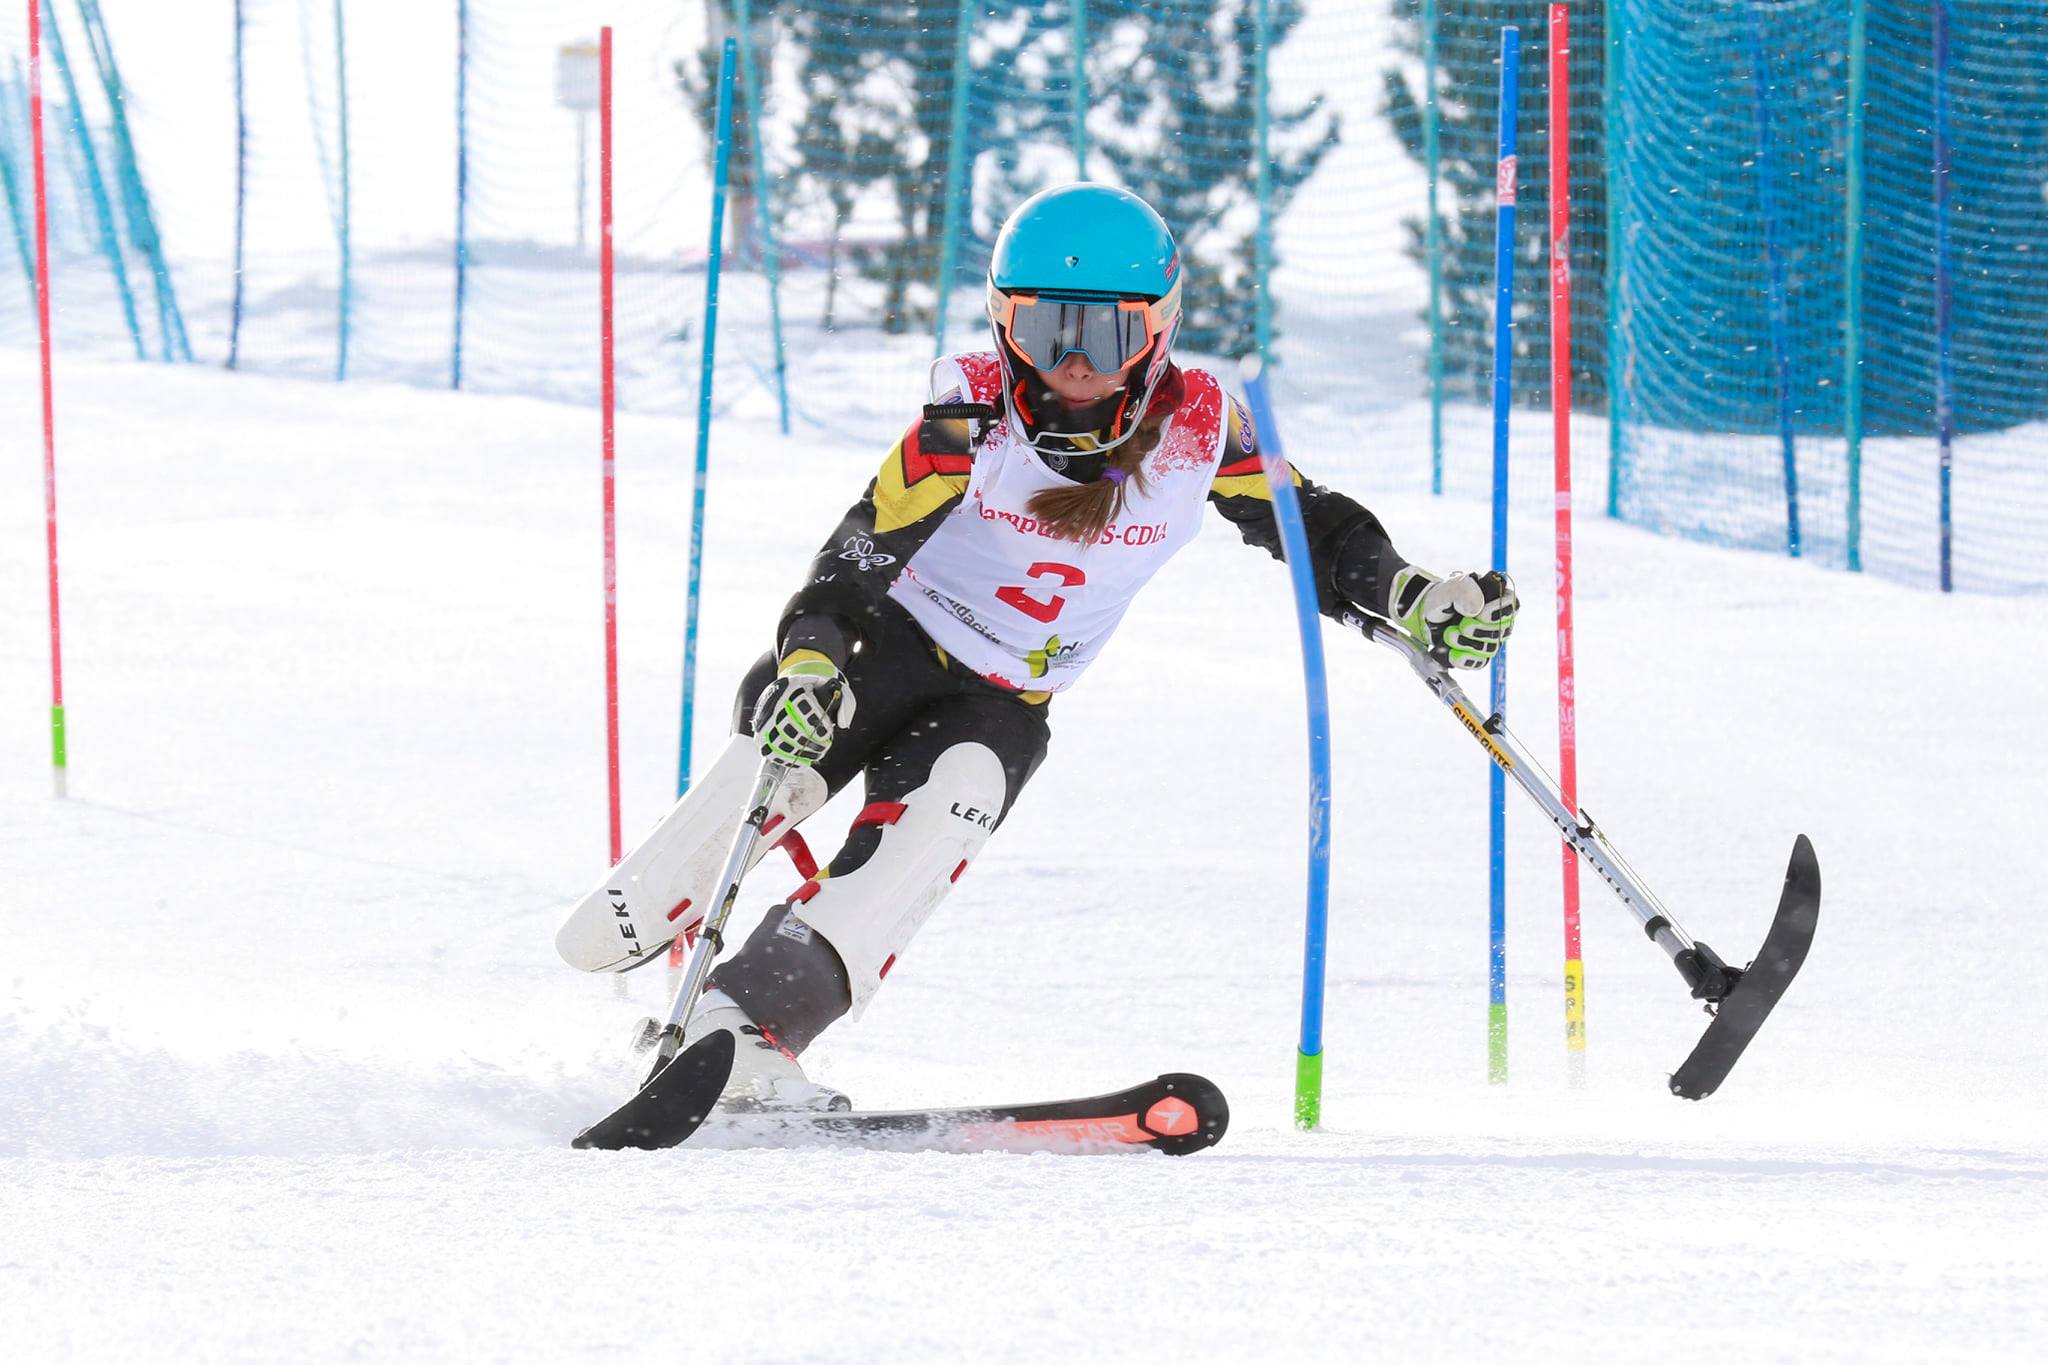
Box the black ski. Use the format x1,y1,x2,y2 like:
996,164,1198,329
699,1072,1230,1156
573,1030,736,1150
1669,834,1821,1100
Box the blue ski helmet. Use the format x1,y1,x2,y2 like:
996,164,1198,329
986,183,1183,456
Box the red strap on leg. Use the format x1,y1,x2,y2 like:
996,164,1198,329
852,801,907,829
776,830,818,880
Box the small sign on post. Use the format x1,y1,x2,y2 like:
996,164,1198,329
558,41,601,252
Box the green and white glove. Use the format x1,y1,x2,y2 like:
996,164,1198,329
1387,566,1519,670
751,650,856,767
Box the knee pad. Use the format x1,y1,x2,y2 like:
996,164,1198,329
786,741,1007,1019
555,733,828,972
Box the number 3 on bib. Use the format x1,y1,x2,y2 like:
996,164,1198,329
995,561,1085,624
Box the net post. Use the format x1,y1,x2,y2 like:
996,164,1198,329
332,0,351,381
732,0,790,435
1745,4,1800,559
679,40,738,798
932,0,974,357
1070,0,1088,172
452,0,469,390
1602,3,1624,521
1932,0,1955,593
42,7,142,359
1252,0,1273,361
1424,0,1444,496
1843,0,1866,572
229,0,247,369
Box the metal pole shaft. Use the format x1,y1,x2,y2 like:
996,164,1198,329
1344,610,1701,967
657,762,790,1060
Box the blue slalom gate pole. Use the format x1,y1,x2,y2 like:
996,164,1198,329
1747,4,1800,559
1932,0,1955,594
678,40,738,798
1240,356,1332,1132
1486,25,1518,1086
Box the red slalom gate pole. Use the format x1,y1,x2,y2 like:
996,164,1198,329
1549,3,1586,1084
600,25,622,866
29,0,67,798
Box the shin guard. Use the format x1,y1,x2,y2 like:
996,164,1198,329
783,741,1007,1019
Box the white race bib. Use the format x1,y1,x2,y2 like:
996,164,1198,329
888,354,1229,693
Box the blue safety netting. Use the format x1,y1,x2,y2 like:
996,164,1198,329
1609,0,2048,591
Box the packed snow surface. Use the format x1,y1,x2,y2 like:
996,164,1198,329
3,353,2045,1361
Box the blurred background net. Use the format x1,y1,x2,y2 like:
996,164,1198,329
0,1,2042,592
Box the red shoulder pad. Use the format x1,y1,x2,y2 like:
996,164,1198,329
1146,367,1225,476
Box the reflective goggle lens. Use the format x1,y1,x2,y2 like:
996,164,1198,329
997,294,1160,372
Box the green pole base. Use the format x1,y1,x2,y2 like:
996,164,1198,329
1487,1002,1508,1085
51,703,68,798
1294,1048,1323,1130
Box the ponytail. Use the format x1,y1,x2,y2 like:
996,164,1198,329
1025,407,1170,545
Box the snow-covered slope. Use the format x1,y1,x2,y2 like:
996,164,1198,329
2,352,2043,1361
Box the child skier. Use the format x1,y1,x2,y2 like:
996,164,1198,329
557,182,1517,1109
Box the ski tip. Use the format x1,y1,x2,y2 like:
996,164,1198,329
1151,1072,1229,1155
1789,832,1819,890
572,1029,736,1151
1781,833,1821,941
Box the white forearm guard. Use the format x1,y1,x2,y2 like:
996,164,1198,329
555,733,830,972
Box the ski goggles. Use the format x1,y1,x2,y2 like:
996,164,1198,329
990,290,1172,374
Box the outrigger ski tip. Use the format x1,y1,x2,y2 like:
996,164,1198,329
574,1029,736,1151
1668,834,1821,1101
